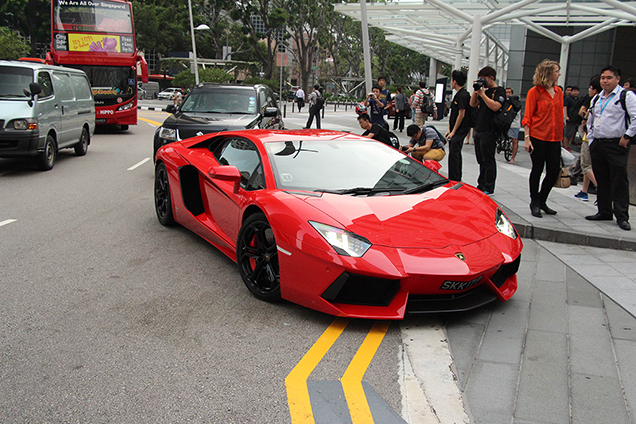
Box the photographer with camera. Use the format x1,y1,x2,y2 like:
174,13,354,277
364,86,388,128
469,66,506,195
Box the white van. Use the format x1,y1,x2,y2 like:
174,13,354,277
0,60,95,170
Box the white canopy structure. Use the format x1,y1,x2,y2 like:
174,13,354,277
334,0,636,91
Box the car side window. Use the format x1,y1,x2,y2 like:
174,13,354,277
258,90,268,113
264,89,277,108
51,72,75,101
214,138,265,190
37,71,54,98
70,75,92,100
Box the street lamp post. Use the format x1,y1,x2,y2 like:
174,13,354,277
188,0,210,85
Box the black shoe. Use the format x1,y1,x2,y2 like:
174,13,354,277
618,220,631,231
540,204,557,215
585,213,613,221
530,203,542,218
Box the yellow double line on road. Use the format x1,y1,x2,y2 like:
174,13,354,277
285,318,390,423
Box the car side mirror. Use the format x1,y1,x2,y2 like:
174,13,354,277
24,82,42,107
262,107,278,117
423,160,442,172
208,165,241,193
166,104,177,114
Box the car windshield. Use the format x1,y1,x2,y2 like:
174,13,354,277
0,66,33,98
181,88,256,114
264,139,447,194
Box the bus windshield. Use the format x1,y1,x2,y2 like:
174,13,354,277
53,0,133,34
69,65,136,103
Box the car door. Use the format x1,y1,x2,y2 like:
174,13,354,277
34,70,61,146
202,137,265,244
51,71,79,146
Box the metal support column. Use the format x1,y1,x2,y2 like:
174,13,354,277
559,42,570,88
467,16,482,89
360,0,373,94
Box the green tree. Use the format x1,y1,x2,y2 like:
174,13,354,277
231,0,288,79
172,66,232,89
0,26,31,60
0,0,49,54
285,0,332,95
132,0,192,56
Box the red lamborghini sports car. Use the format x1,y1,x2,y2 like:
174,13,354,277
154,129,523,319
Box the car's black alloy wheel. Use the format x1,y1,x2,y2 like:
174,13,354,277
154,163,175,226
237,213,281,302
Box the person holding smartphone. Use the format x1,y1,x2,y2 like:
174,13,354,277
522,59,564,218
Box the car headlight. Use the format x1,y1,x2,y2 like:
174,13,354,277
495,209,517,240
309,221,372,257
12,118,38,130
117,102,134,111
159,127,177,141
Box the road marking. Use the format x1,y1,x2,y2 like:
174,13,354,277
286,317,349,424
0,219,17,227
138,116,163,127
128,158,151,171
341,321,391,423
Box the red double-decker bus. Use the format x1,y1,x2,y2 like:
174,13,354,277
49,0,147,129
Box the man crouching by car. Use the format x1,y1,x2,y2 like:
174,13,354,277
404,124,446,162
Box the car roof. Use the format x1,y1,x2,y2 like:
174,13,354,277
0,60,87,75
192,83,263,92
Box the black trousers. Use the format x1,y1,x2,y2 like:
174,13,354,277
447,127,470,182
305,105,321,129
590,138,631,222
393,109,406,131
474,130,497,193
528,137,561,206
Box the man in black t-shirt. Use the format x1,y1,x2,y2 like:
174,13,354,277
446,70,471,181
357,113,392,146
469,66,506,194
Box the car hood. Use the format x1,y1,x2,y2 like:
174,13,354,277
164,112,258,133
299,185,499,249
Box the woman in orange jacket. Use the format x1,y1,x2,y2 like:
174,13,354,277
522,59,564,218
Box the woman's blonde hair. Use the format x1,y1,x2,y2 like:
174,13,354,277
533,59,560,88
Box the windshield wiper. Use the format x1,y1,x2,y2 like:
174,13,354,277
402,179,449,194
315,187,405,196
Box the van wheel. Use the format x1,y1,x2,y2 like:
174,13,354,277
120,125,129,131
36,134,57,171
74,127,89,156
153,92,158,99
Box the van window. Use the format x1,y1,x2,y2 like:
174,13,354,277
0,66,33,98
52,72,75,101
70,74,92,100
37,71,54,98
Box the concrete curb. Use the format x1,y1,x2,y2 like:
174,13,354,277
138,106,166,112
501,204,636,252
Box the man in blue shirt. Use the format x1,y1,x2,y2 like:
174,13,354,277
585,65,636,231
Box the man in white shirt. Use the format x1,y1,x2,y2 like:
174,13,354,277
296,87,305,113
585,65,636,231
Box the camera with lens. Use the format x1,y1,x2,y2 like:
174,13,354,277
473,77,487,91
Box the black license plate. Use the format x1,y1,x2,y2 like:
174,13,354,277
440,276,483,291
95,118,107,124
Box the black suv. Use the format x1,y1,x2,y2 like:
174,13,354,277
153,83,284,157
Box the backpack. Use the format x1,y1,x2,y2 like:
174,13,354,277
492,95,522,137
315,93,325,110
419,90,435,115
425,125,447,146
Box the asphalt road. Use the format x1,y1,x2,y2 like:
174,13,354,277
0,118,406,423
